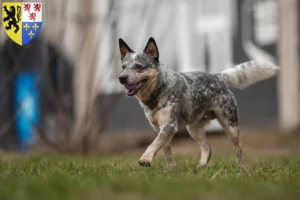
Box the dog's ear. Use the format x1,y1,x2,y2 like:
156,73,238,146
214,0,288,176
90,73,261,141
143,37,159,61
119,38,134,60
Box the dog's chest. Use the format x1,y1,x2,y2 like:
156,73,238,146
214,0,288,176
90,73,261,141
144,105,172,128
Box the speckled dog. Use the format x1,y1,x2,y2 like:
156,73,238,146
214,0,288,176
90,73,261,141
118,37,279,168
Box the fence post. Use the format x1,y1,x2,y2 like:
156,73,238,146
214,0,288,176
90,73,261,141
73,0,100,124
278,0,300,133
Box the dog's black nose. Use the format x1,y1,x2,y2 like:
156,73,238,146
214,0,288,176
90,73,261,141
119,75,128,84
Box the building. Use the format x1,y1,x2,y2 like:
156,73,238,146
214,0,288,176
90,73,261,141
0,0,298,150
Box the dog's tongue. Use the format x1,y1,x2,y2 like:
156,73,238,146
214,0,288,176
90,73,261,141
124,83,138,91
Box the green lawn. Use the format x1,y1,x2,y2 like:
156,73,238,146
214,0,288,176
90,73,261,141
0,153,300,200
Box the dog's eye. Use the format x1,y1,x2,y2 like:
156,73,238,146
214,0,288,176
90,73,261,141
135,64,144,70
121,65,126,69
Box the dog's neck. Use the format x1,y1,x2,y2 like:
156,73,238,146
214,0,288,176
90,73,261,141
140,66,175,110
141,84,163,110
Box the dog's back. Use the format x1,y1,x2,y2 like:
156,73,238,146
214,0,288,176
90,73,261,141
176,60,279,125
175,71,231,123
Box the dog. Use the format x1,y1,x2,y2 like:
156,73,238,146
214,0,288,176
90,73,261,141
118,37,279,167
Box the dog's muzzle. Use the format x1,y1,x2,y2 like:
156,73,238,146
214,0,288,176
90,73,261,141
119,75,128,84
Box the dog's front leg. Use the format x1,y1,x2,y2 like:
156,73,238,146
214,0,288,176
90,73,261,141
138,124,176,167
151,126,176,167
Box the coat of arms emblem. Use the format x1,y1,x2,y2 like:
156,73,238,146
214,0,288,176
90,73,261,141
2,2,42,46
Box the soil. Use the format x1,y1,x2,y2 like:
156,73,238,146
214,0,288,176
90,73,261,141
98,129,300,157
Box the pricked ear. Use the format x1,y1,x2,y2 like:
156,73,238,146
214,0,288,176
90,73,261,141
143,37,159,61
119,38,134,60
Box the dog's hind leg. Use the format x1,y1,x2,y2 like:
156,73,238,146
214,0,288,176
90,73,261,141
163,143,176,167
215,105,244,167
153,130,176,167
186,120,211,166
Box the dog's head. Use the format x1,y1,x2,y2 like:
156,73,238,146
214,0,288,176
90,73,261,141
118,37,160,98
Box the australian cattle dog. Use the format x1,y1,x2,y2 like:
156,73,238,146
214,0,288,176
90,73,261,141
118,37,279,167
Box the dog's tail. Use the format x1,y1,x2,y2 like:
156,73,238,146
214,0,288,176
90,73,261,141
220,61,279,89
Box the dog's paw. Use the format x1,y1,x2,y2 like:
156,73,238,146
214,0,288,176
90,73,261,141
197,164,209,169
166,162,177,168
138,158,152,167
237,163,246,168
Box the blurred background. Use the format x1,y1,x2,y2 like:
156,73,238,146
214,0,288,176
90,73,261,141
0,0,299,155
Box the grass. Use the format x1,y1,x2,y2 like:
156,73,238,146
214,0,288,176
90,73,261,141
0,153,300,200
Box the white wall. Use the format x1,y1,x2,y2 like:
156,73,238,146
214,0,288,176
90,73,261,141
97,0,235,94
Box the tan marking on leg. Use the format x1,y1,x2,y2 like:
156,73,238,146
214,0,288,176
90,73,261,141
145,111,158,127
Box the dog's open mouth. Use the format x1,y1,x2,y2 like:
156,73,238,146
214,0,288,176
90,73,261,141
124,79,148,96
